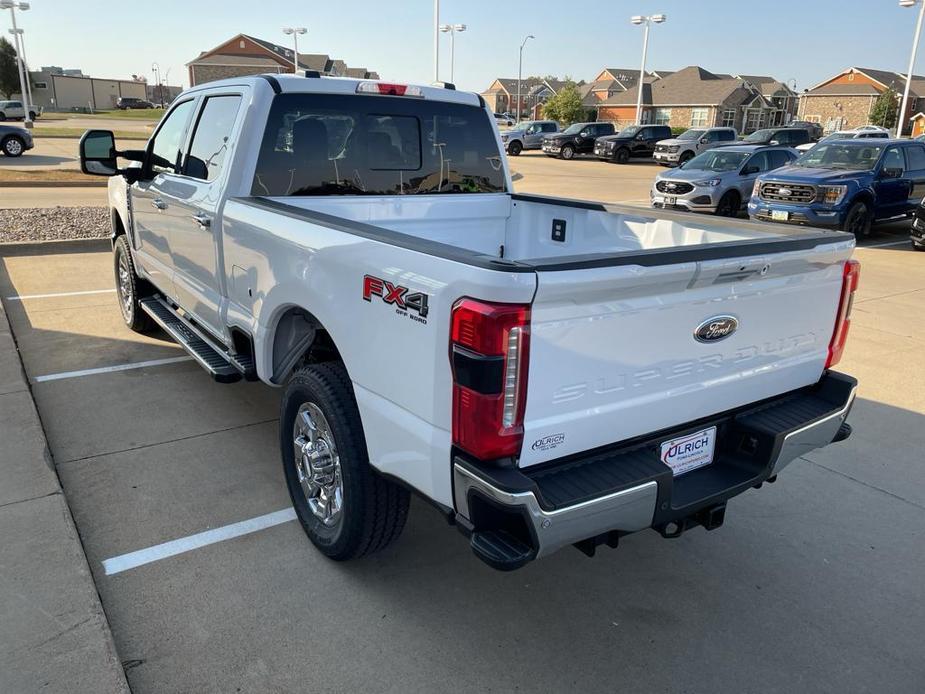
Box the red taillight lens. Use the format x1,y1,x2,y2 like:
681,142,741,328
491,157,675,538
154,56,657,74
826,259,860,369
451,298,530,460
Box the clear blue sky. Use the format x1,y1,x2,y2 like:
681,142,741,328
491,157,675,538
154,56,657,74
7,0,925,93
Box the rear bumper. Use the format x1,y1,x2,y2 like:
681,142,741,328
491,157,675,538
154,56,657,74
453,371,857,570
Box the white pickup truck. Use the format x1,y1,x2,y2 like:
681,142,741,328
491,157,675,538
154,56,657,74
79,75,859,571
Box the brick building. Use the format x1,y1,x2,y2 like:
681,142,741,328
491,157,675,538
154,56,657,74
797,67,925,134
187,34,378,87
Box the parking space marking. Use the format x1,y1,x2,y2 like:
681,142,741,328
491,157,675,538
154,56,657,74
102,507,296,576
859,239,912,249
33,356,193,383
5,288,117,301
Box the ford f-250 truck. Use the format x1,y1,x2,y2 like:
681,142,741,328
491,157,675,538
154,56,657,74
79,75,859,571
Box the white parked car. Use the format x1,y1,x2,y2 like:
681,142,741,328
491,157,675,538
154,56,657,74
78,75,859,571
0,100,40,121
795,127,890,152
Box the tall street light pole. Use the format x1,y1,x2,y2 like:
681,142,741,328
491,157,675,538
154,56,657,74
9,27,33,115
630,13,666,126
439,24,466,84
898,0,925,136
517,34,534,124
433,0,440,82
1,0,32,127
282,27,307,73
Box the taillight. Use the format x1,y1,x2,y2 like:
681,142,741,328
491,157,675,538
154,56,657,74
826,259,860,368
451,298,530,460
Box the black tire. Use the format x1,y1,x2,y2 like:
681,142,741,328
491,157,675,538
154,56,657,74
281,363,410,561
560,144,575,160
28,111,36,121
508,140,523,156
913,240,925,252
843,200,872,238
0,112,5,121
715,190,740,217
614,147,630,165
1,135,25,157
679,150,695,165
113,235,155,332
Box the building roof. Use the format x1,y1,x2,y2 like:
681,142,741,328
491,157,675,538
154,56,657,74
191,54,282,67
602,67,652,81
804,83,881,96
299,54,331,72
601,66,754,107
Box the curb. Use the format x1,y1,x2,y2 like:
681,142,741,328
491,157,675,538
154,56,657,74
0,238,110,256
0,295,130,692
0,181,107,188
33,134,148,141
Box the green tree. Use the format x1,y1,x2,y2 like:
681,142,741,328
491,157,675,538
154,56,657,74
869,87,899,130
542,81,585,125
0,37,20,99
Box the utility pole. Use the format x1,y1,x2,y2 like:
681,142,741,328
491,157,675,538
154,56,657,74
898,0,925,136
517,35,534,124
433,0,440,82
630,14,666,125
1,0,33,127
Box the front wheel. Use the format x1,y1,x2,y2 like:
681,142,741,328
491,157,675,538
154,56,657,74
614,147,630,165
0,112,5,121
560,144,575,160
1,136,25,157
508,140,523,156
912,239,925,252
843,200,872,238
280,363,410,561
715,190,740,217
28,111,36,121
679,150,695,165
113,235,154,332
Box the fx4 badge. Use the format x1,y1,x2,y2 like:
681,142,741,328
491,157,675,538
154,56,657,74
363,275,429,324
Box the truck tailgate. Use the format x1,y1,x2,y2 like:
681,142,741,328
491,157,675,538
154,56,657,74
518,242,854,468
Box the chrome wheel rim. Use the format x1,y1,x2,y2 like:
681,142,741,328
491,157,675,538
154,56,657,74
292,402,343,526
5,139,22,155
117,251,133,318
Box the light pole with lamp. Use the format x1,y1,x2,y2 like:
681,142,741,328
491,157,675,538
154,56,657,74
282,27,307,73
433,0,440,82
898,0,925,136
151,62,161,108
8,27,33,116
516,34,534,124
630,13,666,125
1,0,33,127
439,24,466,84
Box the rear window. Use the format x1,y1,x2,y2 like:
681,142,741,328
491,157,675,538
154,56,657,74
252,93,506,196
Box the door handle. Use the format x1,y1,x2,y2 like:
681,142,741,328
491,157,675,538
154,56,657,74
151,198,167,210
191,213,212,229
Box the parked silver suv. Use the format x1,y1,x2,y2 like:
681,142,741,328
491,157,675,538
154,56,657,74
650,144,797,216
653,126,737,166
500,120,560,155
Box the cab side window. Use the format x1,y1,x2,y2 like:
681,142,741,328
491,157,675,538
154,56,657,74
184,95,243,182
882,146,906,174
767,149,794,170
148,100,195,175
541,123,557,133
747,151,770,172
904,145,925,172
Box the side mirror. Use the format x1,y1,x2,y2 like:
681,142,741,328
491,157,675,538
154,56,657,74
741,165,760,176
881,167,903,179
79,129,117,176
769,140,780,146
699,137,709,144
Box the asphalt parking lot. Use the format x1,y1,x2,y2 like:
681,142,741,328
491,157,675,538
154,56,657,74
1,160,924,692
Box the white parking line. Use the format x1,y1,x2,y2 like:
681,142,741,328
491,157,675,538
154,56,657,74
5,288,117,301
859,239,911,249
102,507,297,576
33,356,193,383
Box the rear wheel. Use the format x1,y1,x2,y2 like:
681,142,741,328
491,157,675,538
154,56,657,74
614,147,630,165
560,144,575,160
913,239,925,252
280,363,410,560
1,136,25,157
28,111,36,121
508,140,523,156
843,200,872,238
0,112,6,121
113,235,155,332
715,190,740,217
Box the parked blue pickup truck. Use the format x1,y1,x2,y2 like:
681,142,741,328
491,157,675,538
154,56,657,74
748,138,925,237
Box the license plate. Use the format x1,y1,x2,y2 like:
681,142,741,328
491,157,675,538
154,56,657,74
665,196,676,205
771,210,789,222
660,426,716,476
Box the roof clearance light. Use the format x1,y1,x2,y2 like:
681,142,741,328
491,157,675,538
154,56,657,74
356,82,423,97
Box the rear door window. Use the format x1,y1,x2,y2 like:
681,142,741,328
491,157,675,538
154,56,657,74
767,149,794,169
184,95,242,181
904,144,925,171
252,93,506,196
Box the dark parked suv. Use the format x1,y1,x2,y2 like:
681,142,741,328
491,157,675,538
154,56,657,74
594,124,672,164
541,122,615,159
116,97,154,110
743,127,812,148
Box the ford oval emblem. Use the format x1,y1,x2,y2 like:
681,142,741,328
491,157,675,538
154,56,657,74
778,187,793,197
694,315,739,343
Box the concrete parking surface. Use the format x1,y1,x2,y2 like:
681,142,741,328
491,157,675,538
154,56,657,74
1,163,923,692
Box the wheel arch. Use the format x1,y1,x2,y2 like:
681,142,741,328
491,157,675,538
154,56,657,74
266,304,342,386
